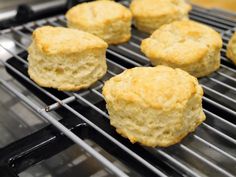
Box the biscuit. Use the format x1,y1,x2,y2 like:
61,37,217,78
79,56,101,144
130,0,191,34
226,31,236,65
141,20,222,78
102,66,205,147
28,26,108,91
66,0,132,44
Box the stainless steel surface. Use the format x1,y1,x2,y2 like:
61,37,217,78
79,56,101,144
0,0,66,21
0,51,139,177
0,0,51,10
0,77,128,177
18,140,133,177
0,70,129,176
0,5,236,177
0,65,49,147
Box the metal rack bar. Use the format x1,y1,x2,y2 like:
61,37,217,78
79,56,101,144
203,109,236,131
202,123,236,144
192,5,236,23
192,135,236,162
190,10,236,27
208,77,236,91
43,96,76,112
189,15,228,32
0,78,129,177
201,85,236,104
216,70,236,82
203,97,236,117
179,144,235,177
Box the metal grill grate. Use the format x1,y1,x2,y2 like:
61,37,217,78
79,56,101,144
0,3,236,177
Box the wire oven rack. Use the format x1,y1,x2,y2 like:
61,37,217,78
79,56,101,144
0,3,236,177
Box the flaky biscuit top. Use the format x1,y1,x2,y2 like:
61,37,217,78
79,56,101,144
141,20,222,66
103,65,203,110
66,0,132,26
29,26,108,55
130,0,191,18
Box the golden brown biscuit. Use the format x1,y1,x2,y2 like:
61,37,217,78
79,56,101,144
103,66,206,147
130,0,191,34
66,0,132,44
141,20,222,78
28,26,108,91
226,31,236,65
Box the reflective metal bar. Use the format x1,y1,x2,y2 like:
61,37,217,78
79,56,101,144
180,144,235,177
0,78,129,177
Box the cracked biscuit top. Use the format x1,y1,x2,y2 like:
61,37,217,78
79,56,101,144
30,26,108,55
103,65,201,110
130,0,191,18
141,20,222,66
66,0,132,27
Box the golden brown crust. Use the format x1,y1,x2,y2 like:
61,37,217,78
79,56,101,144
226,31,236,65
66,0,132,44
141,20,222,77
130,0,191,18
28,67,105,91
28,26,108,91
31,26,107,55
130,0,192,33
66,0,131,25
103,66,198,109
106,34,131,45
103,66,206,147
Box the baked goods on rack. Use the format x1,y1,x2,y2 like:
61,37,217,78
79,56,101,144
141,20,222,77
102,65,206,147
28,26,108,91
66,0,132,44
